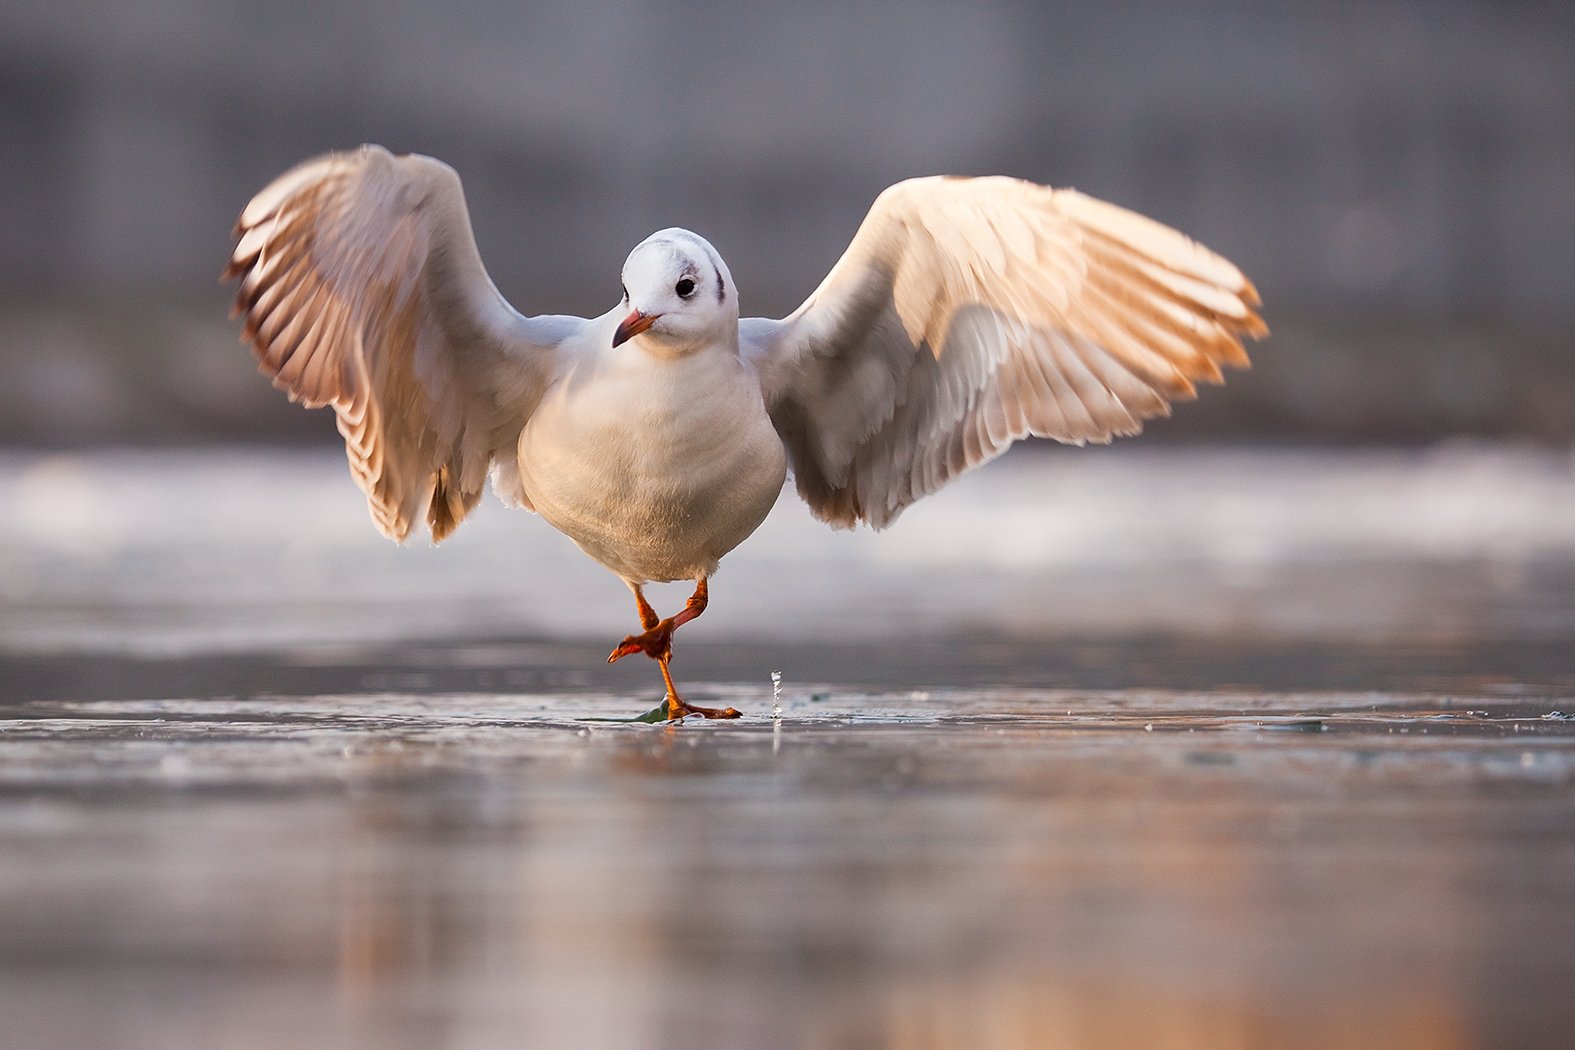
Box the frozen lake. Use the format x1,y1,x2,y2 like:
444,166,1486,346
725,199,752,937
2,446,1574,1048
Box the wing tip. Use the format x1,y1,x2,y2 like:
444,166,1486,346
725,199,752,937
1242,309,1270,341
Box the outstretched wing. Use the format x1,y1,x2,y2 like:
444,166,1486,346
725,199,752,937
742,176,1266,529
225,145,582,542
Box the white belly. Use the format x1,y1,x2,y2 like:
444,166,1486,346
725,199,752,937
516,348,787,583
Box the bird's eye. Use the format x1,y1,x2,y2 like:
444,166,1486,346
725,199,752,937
621,283,629,303
675,277,696,298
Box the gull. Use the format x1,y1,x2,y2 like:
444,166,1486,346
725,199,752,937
225,145,1266,721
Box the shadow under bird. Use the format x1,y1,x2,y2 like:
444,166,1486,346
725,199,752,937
225,145,1266,721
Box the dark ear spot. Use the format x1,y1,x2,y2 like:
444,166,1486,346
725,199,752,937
713,264,725,303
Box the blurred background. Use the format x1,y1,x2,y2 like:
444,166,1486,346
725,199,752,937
1,0,1572,446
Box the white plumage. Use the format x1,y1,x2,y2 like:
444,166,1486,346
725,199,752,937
227,145,1265,719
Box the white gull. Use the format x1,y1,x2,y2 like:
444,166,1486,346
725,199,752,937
225,145,1266,720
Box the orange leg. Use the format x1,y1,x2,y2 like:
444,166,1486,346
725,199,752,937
609,578,709,664
608,579,738,721
633,586,661,633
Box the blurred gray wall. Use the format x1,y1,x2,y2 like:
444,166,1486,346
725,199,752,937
1,0,1572,443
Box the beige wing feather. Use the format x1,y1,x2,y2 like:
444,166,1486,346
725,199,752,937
744,176,1267,528
225,145,578,542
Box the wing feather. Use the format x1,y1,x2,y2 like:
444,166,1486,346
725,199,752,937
744,175,1266,528
225,145,578,542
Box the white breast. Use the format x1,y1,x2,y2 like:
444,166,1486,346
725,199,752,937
516,340,787,583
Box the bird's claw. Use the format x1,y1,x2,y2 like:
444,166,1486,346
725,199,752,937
608,622,675,663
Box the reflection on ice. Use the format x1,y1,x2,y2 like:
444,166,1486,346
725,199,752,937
1,687,1573,1048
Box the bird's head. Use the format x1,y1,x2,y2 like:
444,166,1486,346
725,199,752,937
613,229,737,354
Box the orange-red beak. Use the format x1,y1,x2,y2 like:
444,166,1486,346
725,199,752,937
612,309,658,347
